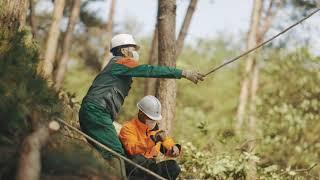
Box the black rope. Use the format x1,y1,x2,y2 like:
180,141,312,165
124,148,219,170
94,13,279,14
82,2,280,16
205,8,320,76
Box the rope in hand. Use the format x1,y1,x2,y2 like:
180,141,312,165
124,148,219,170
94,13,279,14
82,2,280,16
55,118,167,180
205,8,320,76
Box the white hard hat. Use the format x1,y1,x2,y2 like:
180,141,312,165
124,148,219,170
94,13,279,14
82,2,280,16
137,95,162,121
110,33,140,52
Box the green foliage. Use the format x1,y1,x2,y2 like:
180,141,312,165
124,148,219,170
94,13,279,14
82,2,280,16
0,28,123,179
80,0,105,27
179,141,246,179
0,28,62,144
257,48,320,175
174,37,241,148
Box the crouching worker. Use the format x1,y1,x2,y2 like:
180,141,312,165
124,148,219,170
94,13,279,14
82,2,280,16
119,95,181,180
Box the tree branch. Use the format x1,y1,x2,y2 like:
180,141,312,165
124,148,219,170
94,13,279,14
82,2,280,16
176,0,198,58
279,163,318,176
258,0,282,41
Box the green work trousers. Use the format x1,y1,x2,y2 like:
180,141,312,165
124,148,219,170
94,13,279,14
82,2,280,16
79,101,125,159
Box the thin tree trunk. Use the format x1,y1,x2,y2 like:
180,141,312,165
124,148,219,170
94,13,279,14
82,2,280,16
246,3,281,175
16,121,60,180
0,0,28,31
101,0,116,70
176,0,198,58
155,0,176,132
28,0,37,38
247,0,281,136
236,0,262,134
236,0,263,178
144,26,159,96
39,0,65,80
54,0,81,90
248,61,259,134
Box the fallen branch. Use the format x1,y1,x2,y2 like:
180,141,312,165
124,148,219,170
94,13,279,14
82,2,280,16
235,138,260,152
16,121,60,180
279,163,318,176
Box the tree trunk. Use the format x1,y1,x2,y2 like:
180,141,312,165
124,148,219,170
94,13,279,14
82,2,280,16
247,0,281,133
145,0,196,96
236,0,262,134
16,121,60,180
176,0,198,58
54,0,81,90
236,0,263,178
246,3,281,177
39,0,65,81
155,0,176,132
28,0,37,38
0,0,28,31
144,11,159,96
101,0,116,70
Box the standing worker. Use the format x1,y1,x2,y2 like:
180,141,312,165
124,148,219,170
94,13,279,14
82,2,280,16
79,33,204,159
119,95,181,179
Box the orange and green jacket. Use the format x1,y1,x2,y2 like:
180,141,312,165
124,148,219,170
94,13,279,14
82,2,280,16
119,118,176,158
82,56,182,120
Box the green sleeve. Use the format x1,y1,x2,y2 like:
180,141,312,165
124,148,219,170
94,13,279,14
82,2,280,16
111,64,183,79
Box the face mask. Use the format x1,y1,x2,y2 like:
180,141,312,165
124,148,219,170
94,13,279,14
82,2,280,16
146,119,157,130
132,50,139,61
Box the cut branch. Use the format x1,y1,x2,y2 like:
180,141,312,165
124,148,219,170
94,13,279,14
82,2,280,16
16,121,60,180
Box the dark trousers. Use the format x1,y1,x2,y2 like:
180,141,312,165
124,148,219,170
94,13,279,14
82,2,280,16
125,155,181,180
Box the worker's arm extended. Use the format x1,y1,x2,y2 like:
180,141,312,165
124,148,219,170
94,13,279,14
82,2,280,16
111,58,182,78
119,125,147,156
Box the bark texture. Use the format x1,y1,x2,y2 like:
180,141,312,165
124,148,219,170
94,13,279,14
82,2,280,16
39,0,65,80
54,0,81,89
155,0,177,132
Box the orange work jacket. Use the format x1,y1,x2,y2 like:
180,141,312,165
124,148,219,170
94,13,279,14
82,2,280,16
119,118,176,158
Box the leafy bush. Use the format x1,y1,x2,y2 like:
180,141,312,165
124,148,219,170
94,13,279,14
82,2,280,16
0,28,62,144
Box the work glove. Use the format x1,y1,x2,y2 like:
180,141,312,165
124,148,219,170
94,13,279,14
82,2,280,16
166,144,181,157
182,70,205,84
150,130,167,143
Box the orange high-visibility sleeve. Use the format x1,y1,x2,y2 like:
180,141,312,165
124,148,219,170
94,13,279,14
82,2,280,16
119,124,146,155
162,137,176,150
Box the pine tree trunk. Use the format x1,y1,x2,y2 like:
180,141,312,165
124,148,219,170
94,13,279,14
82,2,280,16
54,0,81,90
176,0,197,58
16,121,60,180
236,0,262,134
144,12,159,96
236,0,263,178
155,0,176,132
145,0,196,96
101,0,116,70
39,0,65,80
0,0,28,31
247,0,281,136
28,0,37,38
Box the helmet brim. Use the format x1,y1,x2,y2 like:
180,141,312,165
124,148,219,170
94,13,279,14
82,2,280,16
137,104,162,121
110,44,140,52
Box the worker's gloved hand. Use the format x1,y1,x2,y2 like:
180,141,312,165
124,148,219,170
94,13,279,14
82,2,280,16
150,130,167,143
182,70,205,84
167,144,181,157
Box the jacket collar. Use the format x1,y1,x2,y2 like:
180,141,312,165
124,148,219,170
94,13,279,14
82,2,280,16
134,118,149,132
